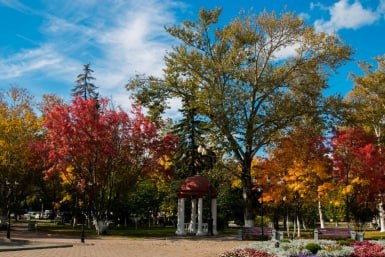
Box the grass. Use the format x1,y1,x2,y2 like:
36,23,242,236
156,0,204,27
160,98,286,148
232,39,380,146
15,219,385,241
27,221,185,238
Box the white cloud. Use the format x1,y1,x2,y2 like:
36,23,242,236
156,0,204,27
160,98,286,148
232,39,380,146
0,46,64,79
274,42,301,61
0,0,34,13
0,0,182,114
314,0,380,33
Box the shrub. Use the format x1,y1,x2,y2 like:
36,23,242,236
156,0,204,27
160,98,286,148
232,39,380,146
219,248,276,257
337,238,355,246
304,243,322,254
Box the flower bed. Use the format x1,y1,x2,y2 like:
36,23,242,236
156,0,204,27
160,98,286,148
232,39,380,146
219,240,385,257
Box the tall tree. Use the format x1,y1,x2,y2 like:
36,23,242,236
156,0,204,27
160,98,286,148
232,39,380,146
34,97,177,234
0,87,41,216
73,64,99,101
129,8,351,226
260,126,332,237
348,55,385,143
348,55,385,231
331,127,385,228
173,98,209,178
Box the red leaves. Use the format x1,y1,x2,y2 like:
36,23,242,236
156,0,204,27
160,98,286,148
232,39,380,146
332,127,385,182
37,97,177,186
331,127,385,204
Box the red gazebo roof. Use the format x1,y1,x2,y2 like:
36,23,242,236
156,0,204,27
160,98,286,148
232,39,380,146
176,175,217,198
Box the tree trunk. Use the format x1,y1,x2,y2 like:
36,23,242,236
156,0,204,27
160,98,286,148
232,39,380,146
93,218,109,235
296,215,301,238
243,186,255,227
241,157,256,227
318,200,325,229
379,201,385,232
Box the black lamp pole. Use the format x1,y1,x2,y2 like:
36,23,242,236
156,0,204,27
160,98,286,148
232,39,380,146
258,185,264,241
80,183,87,243
197,144,215,236
6,194,11,239
81,215,85,243
254,176,270,241
81,181,92,243
6,180,18,240
207,184,213,236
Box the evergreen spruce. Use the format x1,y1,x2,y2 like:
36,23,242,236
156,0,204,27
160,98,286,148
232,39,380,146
73,64,99,101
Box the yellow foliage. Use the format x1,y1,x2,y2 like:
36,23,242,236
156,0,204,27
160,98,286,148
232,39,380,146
60,165,76,184
159,155,172,169
231,178,242,189
351,176,370,186
351,177,361,184
60,194,72,203
330,200,342,207
341,185,353,195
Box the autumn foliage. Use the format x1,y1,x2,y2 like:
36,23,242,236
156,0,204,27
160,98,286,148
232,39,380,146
33,96,177,223
331,127,385,219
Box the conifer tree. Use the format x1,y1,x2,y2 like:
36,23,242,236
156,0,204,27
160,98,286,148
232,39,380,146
73,64,99,101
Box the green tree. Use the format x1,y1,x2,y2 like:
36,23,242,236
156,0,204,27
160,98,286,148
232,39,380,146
129,8,351,226
348,55,385,145
173,98,209,178
73,64,99,101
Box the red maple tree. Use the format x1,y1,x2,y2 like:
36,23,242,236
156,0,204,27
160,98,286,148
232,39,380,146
331,127,385,225
33,97,177,233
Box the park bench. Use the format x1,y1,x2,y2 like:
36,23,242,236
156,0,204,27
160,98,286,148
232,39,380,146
240,227,274,240
314,227,352,240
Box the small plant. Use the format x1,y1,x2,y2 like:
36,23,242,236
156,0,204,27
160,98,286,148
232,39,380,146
304,243,321,254
337,238,355,246
219,248,276,257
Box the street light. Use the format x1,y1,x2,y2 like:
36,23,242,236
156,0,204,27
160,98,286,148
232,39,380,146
6,180,19,239
254,176,270,241
197,143,216,236
40,198,44,219
80,181,92,243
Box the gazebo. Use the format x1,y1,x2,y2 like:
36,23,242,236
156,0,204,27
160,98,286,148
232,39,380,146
175,174,218,236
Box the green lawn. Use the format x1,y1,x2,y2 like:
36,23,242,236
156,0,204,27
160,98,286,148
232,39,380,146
16,220,385,240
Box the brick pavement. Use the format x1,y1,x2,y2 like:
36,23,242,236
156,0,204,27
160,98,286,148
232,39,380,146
0,229,244,257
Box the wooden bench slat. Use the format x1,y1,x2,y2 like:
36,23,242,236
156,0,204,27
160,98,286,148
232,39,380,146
315,228,351,239
240,227,274,240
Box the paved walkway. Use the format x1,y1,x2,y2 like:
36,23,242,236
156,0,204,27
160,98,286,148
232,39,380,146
0,227,243,257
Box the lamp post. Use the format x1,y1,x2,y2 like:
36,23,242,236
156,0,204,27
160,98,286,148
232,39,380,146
40,198,44,219
197,143,215,236
257,185,264,240
254,176,270,241
6,180,19,240
80,181,92,243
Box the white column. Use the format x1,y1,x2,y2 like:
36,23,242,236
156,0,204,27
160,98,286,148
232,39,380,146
176,198,186,235
196,197,204,235
189,198,197,233
211,198,218,235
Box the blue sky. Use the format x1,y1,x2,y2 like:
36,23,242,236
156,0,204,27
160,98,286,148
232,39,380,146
1,0,385,117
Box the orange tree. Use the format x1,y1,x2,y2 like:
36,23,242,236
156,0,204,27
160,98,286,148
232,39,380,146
258,126,333,237
33,97,177,234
